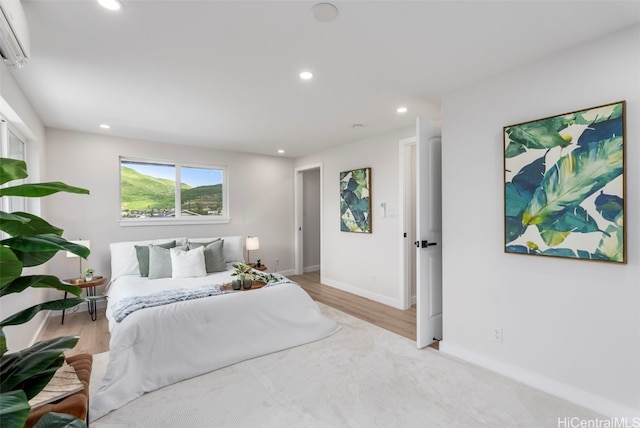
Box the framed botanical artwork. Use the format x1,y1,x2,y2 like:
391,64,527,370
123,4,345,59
503,101,626,263
340,167,371,233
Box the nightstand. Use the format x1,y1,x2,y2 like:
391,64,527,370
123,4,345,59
62,276,107,324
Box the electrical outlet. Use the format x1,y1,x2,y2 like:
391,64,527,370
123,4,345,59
275,258,280,264
493,327,503,343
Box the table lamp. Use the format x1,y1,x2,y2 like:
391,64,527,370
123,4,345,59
66,239,90,283
246,236,259,265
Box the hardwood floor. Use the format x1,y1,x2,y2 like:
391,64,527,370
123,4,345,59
290,271,418,342
38,270,429,356
38,307,110,357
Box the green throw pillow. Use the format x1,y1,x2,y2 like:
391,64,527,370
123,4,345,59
188,239,226,273
135,240,176,277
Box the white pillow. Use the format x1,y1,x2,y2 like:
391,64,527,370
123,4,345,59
170,246,207,278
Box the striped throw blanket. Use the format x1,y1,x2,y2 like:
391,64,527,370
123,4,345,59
111,279,293,323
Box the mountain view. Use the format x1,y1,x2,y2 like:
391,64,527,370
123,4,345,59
121,166,222,217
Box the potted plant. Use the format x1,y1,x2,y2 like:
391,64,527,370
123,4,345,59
0,157,91,428
231,263,279,285
83,268,94,282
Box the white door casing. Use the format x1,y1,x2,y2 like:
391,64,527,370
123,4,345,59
294,163,323,276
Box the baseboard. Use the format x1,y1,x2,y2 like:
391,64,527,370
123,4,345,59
320,276,404,309
303,265,320,273
278,268,295,277
439,341,640,419
29,310,51,347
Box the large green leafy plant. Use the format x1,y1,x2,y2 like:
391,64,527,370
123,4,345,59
0,158,91,427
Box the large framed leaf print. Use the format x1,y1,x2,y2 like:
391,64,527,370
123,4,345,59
504,101,626,263
340,167,372,233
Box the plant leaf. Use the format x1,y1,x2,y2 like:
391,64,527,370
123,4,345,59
595,218,624,262
0,211,30,224
504,156,545,243
594,191,623,223
541,248,577,258
0,336,78,397
0,182,89,198
0,212,64,237
0,247,22,288
0,298,85,328
504,141,526,158
0,329,6,357
0,390,30,428
505,116,573,151
539,229,571,247
0,276,82,298
522,136,623,226
0,158,28,186
1,235,90,267
34,412,87,428
537,206,601,247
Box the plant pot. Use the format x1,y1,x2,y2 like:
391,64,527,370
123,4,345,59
242,279,252,290
231,280,241,290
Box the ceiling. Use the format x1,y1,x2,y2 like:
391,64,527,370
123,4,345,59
11,1,640,158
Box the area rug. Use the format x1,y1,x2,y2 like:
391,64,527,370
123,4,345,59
90,304,600,427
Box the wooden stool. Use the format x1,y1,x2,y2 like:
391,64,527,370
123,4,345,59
25,354,93,427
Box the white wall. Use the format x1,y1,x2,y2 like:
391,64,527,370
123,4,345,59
0,66,49,352
440,25,640,416
43,129,296,290
296,127,415,307
302,168,321,272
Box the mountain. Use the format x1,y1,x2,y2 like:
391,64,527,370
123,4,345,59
121,166,222,216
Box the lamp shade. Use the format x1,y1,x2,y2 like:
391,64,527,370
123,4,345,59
246,236,260,251
66,240,90,258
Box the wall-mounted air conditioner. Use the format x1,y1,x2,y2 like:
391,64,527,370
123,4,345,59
0,0,29,69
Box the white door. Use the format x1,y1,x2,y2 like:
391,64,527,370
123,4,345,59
415,117,443,349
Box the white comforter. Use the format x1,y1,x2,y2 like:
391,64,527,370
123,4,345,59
90,273,340,421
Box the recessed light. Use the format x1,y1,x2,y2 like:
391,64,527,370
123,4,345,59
99,124,111,129
397,106,408,114
312,3,338,23
299,71,313,80
277,149,285,154
352,124,363,129
98,0,122,11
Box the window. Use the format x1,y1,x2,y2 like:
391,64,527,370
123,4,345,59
119,158,228,225
1,119,26,213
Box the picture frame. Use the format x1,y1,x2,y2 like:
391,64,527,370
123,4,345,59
503,101,626,263
340,167,372,233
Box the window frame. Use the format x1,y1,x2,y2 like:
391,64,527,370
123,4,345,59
1,118,27,215
118,156,230,227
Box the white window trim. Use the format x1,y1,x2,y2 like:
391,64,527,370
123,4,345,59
118,156,230,226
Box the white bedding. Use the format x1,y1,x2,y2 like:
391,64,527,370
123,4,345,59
91,269,340,421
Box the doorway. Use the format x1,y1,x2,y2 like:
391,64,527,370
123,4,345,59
294,163,323,275
399,118,443,349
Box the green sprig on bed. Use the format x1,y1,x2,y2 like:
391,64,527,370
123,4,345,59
231,263,279,283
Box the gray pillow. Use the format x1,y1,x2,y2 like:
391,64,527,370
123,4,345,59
135,240,176,277
188,239,226,273
148,244,186,279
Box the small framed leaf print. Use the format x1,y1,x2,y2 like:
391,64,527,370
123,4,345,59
340,167,371,233
504,101,626,263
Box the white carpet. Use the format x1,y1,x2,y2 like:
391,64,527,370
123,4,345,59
90,304,600,427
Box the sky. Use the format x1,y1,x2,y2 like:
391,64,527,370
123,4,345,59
123,161,223,187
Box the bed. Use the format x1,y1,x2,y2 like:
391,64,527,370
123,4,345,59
90,236,340,421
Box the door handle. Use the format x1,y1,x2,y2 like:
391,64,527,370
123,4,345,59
416,240,438,248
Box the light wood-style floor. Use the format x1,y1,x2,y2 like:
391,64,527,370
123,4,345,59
38,270,427,356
